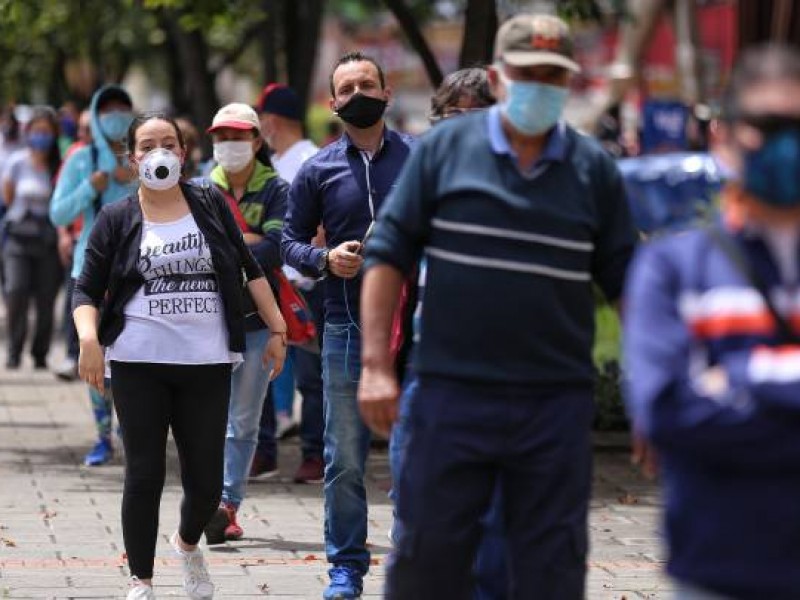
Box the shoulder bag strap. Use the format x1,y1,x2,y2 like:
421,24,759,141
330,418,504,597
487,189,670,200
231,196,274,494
706,226,800,345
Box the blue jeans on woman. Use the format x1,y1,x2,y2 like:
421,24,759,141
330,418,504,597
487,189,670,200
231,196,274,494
322,321,371,575
222,328,271,508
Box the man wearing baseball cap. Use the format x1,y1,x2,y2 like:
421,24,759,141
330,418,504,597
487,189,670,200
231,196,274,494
358,13,636,598
252,84,325,486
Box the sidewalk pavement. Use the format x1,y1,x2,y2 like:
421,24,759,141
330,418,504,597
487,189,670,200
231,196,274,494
0,355,669,599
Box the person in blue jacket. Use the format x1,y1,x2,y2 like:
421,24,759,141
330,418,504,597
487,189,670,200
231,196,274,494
282,51,414,600
50,84,136,466
624,43,800,600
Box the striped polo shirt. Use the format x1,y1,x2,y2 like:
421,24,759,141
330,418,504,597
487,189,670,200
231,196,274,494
366,107,637,386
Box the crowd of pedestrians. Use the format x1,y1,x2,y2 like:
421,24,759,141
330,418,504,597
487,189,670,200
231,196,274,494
2,9,800,600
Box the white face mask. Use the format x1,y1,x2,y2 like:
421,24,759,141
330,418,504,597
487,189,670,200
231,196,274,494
138,148,182,191
213,140,255,173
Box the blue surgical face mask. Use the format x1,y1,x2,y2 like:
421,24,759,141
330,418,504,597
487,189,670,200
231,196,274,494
743,127,800,207
499,72,568,136
27,132,54,152
99,110,134,142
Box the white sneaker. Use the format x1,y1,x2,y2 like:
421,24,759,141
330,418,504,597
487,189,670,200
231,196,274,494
126,577,156,600
275,411,298,439
170,531,214,599
54,357,79,381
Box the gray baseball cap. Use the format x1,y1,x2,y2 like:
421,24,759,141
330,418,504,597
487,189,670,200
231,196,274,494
494,14,581,73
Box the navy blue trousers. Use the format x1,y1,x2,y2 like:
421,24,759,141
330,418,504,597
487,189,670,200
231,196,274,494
386,377,593,600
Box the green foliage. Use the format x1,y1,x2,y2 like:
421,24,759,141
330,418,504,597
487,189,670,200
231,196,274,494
0,0,157,102
328,0,439,24
0,0,266,104
555,0,629,23
593,299,629,431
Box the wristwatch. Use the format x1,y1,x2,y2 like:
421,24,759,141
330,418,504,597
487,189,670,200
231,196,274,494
317,249,330,275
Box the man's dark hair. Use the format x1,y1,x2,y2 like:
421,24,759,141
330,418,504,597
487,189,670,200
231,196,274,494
329,51,386,96
722,43,800,122
430,68,495,120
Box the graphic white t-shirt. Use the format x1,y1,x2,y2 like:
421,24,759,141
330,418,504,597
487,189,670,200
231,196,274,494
107,212,242,365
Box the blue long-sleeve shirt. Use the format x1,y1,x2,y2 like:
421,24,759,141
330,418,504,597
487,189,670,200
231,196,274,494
50,85,138,279
365,107,636,386
624,226,800,598
281,127,413,323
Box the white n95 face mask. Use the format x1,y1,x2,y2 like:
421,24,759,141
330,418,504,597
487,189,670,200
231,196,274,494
138,148,182,191
213,140,255,173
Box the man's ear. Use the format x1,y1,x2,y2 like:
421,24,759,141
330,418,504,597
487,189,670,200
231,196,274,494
329,97,337,113
487,65,502,99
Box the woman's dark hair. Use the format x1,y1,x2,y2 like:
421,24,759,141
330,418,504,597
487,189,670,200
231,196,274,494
254,141,274,169
2,107,20,142
722,43,800,122
126,112,186,154
430,68,495,121
26,106,61,179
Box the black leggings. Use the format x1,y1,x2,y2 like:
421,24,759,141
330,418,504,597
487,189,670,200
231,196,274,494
111,361,232,580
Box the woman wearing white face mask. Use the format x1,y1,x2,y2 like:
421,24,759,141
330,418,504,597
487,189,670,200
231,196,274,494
73,113,287,600
198,103,291,545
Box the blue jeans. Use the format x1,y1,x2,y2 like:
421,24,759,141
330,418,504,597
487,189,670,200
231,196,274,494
271,348,295,414
297,284,325,459
296,344,324,459
387,377,593,600
222,328,271,508
322,321,371,574
254,285,325,461
390,377,509,600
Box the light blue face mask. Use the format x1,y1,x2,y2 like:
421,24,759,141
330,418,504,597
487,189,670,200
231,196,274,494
499,73,568,136
99,111,134,142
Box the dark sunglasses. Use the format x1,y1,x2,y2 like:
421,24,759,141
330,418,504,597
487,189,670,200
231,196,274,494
735,113,800,135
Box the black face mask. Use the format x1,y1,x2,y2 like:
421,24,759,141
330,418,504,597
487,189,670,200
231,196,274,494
336,93,387,129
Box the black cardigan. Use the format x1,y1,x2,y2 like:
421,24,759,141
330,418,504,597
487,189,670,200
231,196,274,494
73,181,264,352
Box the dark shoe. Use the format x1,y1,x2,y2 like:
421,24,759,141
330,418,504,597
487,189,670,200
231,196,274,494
324,565,363,599
204,502,243,545
84,438,113,466
248,454,278,480
293,456,324,484
203,507,228,545
33,357,47,370
5,356,20,369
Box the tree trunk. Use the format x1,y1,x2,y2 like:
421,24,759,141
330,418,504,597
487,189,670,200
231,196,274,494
261,0,280,85
162,13,220,152
459,0,498,69
47,45,69,107
673,0,703,106
384,0,443,88
284,0,325,112
738,0,800,48
161,16,192,117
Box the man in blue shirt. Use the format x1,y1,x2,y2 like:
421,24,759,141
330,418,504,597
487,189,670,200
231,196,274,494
359,14,636,599
281,51,413,600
